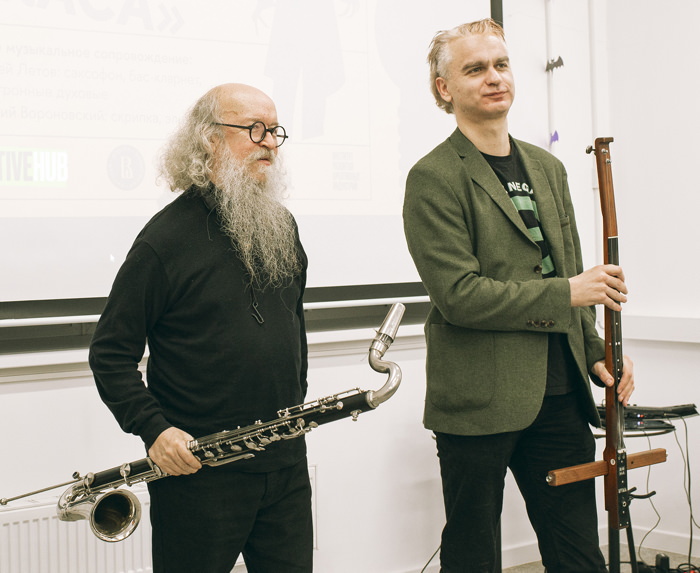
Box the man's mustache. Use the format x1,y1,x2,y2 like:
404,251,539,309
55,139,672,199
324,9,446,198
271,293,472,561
247,149,275,164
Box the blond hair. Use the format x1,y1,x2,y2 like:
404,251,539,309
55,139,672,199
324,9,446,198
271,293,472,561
427,19,506,114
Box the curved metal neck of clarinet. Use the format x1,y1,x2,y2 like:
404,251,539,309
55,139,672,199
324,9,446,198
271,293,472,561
366,303,405,408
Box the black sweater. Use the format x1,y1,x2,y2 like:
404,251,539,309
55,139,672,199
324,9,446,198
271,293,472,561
89,190,308,472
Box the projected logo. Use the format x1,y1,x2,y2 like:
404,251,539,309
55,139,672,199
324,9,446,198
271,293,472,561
107,145,145,190
0,148,68,186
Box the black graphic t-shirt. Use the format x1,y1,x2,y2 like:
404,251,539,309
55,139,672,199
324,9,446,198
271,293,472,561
482,146,555,277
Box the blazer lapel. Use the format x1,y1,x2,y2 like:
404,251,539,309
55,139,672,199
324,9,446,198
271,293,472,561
448,129,531,240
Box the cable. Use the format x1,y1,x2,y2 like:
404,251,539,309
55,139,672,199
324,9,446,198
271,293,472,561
421,545,440,573
625,417,699,572
637,433,663,567
674,417,698,572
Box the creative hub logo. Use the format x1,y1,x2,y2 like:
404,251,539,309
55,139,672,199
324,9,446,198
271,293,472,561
0,148,69,186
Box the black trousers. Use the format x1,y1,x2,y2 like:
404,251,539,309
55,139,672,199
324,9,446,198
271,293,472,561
148,459,313,573
435,393,607,573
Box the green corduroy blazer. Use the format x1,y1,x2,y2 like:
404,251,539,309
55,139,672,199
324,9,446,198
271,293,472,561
403,128,605,436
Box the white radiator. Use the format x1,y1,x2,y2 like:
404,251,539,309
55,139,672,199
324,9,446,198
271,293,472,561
0,488,249,573
0,487,152,573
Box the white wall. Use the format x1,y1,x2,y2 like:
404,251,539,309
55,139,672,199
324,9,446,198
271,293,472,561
604,0,700,320
305,331,443,572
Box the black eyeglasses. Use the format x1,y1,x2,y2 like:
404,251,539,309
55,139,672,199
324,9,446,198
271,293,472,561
213,121,288,147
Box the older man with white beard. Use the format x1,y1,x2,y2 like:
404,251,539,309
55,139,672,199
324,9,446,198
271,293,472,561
89,83,312,573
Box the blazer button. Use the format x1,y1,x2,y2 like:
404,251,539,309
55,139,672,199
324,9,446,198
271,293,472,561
533,264,543,274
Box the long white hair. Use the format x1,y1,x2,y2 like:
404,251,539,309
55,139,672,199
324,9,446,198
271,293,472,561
158,89,222,192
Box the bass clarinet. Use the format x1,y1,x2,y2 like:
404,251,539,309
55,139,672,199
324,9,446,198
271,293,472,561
1,303,406,543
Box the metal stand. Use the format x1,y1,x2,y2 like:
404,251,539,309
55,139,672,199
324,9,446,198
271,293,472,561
609,488,656,573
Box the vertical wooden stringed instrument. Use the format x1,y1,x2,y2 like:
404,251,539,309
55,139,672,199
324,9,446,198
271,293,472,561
546,137,667,573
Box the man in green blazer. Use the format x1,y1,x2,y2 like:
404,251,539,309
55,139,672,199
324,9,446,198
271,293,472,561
403,19,635,572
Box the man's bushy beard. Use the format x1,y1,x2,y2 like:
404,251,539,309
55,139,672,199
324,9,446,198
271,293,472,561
212,149,301,289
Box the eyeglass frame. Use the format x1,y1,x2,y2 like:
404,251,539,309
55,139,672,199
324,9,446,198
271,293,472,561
213,121,288,147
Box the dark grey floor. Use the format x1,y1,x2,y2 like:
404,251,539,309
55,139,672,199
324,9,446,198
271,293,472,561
231,546,699,572
503,547,699,572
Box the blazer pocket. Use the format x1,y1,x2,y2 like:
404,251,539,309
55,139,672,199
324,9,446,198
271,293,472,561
426,324,496,413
